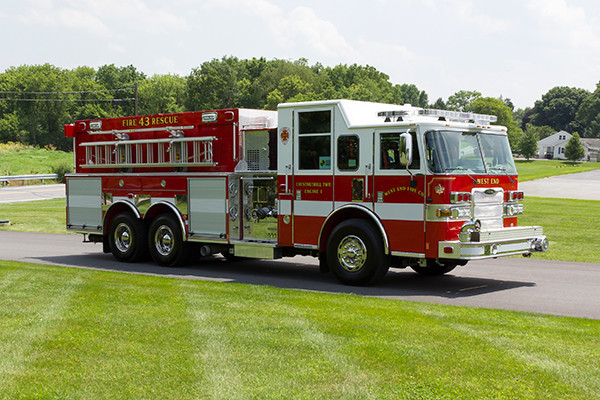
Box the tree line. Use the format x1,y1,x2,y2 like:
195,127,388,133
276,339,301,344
1,57,599,154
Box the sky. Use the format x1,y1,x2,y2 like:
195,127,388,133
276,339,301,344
1,0,600,109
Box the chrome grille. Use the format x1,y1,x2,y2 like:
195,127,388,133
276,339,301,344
472,188,504,230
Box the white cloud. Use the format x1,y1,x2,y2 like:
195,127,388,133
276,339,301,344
17,0,189,37
200,1,356,59
57,8,112,37
453,1,511,34
284,7,356,58
526,0,600,50
356,37,416,64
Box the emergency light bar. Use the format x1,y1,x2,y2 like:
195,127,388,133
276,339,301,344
377,107,498,125
419,109,498,124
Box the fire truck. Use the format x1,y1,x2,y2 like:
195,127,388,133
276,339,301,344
64,100,548,285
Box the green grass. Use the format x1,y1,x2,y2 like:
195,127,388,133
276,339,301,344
0,198,67,233
515,159,600,182
0,260,598,399
519,197,600,263
0,143,72,176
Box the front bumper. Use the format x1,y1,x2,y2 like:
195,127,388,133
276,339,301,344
439,226,548,260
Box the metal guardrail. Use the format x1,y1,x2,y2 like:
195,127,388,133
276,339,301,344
0,174,59,186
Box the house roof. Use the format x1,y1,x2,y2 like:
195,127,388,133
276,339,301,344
582,138,600,149
537,130,571,145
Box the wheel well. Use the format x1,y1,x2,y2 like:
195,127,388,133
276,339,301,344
144,202,186,241
318,205,389,255
103,201,141,234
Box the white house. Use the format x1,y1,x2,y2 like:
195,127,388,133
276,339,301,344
537,131,599,161
582,138,600,162
537,130,571,159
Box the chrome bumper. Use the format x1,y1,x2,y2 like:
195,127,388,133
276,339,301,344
438,226,548,260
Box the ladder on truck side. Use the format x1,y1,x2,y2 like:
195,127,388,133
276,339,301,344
79,126,217,168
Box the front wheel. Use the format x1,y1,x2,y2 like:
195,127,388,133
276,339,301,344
326,219,389,286
148,214,189,267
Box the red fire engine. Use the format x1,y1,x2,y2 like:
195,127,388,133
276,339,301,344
64,100,548,285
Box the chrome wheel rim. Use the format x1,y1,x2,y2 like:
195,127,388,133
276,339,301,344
114,223,132,253
154,224,175,256
337,235,367,272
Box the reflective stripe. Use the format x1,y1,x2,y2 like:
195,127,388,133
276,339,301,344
374,203,424,221
294,200,332,217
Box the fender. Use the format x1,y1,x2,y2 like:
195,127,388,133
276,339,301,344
144,201,187,242
318,204,390,255
103,200,141,232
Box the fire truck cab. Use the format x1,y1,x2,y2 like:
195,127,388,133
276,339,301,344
65,99,548,285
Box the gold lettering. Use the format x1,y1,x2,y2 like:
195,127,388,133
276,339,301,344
122,118,137,127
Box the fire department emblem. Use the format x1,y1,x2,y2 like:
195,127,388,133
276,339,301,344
280,127,290,145
435,184,445,194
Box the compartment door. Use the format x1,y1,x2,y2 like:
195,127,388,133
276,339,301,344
188,177,227,239
66,176,102,232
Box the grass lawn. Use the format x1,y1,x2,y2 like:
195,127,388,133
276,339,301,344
515,159,600,182
0,143,72,177
519,197,600,263
0,261,598,399
0,198,67,234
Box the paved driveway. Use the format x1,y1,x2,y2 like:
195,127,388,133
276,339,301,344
519,169,600,200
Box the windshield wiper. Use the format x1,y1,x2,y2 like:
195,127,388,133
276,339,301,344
445,167,478,184
488,166,516,183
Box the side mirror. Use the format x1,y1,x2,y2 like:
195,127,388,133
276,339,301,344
399,132,413,166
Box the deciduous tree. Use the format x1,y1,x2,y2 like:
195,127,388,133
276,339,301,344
530,86,590,132
565,132,585,162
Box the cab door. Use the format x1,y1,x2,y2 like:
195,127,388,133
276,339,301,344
292,107,335,246
372,129,426,256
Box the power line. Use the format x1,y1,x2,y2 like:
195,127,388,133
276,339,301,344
0,98,135,102
0,88,134,95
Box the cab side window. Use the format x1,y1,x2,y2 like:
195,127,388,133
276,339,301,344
380,132,420,170
298,110,331,170
337,135,359,171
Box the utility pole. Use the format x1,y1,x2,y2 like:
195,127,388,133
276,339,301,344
134,82,139,116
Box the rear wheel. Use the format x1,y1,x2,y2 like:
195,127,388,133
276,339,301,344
148,214,189,267
108,212,147,262
326,219,389,286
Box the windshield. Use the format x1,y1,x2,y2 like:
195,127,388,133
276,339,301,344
425,130,517,175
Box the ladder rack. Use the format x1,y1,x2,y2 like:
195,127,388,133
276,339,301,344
80,136,217,168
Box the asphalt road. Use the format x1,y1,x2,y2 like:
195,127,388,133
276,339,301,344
2,231,599,320
0,184,65,204
519,169,600,200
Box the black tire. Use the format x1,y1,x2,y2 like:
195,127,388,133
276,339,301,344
411,259,458,276
148,214,189,267
108,212,147,262
326,219,390,286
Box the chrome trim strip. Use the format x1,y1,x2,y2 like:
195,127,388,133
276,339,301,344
391,251,425,258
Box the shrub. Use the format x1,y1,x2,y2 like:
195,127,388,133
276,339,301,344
51,161,73,183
